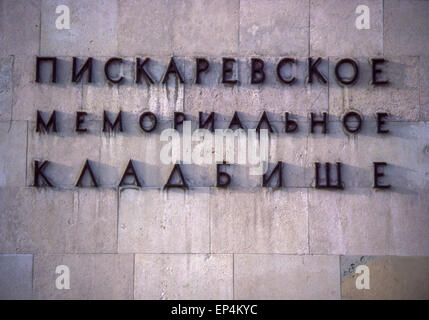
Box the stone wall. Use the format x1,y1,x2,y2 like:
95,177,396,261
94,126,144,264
0,0,428,299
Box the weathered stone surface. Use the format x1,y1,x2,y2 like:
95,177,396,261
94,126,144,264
82,57,120,114
384,0,429,56
118,189,210,253
80,55,184,119
306,121,429,189
26,116,101,188
309,188,429,256
310,0,383,56
0,254,33,300
341,256,429,299
234,254,340,299
0,188,117,253
190,128,308,188
239,0,309,56
0,0,40,56
117,56,185,119
184,57,328,123
183,57,240,116
82,56,185,119
12,56,82,121
0,121,26,187
118,0,171,56
33,254,133,299
172,0,239,56
210,189,308,253
0,0,428,300
98,119,158,188
41,0,118,56
96,118,216,188
329,56,420,121
134,254,233,299
267,126,308,187
0,57,13,120
236,57,329,122
420,56,429,121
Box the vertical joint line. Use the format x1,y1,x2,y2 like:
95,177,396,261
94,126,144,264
39,4,42,56
8,55,15,132
116,188,120,253
25,121,29,186
132,254,136,300
308,0,311,56
327,59,330,114
238,0,241,53
382,0,385,56
307,188,310,254
31,254,35,299
418,56,421,120
232,253,235,300
339,255,342,299
208,189,211,253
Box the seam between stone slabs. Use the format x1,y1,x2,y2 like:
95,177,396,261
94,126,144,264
7,55,15,132
237,0,241,54
25,253,429,257
31,253,35,299
209,188,212,254
339,254,343,299
132,253,135,300
418,55,422,121
308,0,311,56
11,253,429,256
307,188,310,254
327,58,330,115
116,188,121,253
183,53,187,112
38,3,41,56
168,0,174,56
80,78,84,111
382,0,385,57
25,121,29,186
232,253,235,300
121,253,345,256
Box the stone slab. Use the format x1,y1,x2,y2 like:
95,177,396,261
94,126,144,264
0,121,26,187
234,254,340,299
384,0,429,56
118,189,210,253
0,57,13,120
134,254,233,300
118,0,171,56
40,0,118,56
172,0,239,56
0,254,33,300
210,188,308,254
309,188,429,256
0,0,40,56
33,254,133,299
341,256,429,299
310,0,383,56
0,188,117,253
239,0,309,56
